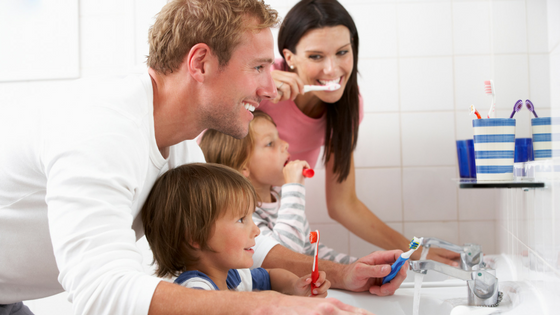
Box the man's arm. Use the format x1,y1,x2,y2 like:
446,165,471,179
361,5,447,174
261,245,407,296
148,281,369,315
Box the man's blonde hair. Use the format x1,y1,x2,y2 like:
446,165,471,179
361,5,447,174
147,0,279,74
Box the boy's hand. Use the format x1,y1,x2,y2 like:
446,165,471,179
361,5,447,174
292,271,330,298
283,160,310,185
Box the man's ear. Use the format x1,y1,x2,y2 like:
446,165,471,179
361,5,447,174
186,43,216,83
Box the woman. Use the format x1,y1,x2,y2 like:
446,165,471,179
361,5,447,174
258,0,459,265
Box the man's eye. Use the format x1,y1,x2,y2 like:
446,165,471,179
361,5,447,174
255,65,264,72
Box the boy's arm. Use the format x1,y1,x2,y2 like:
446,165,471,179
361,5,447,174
267,268,330,298
148,281,361,314
266,268,301,295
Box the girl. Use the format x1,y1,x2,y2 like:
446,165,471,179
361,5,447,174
199,111,356,264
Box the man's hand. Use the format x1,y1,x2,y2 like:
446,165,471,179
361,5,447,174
339,250,407,296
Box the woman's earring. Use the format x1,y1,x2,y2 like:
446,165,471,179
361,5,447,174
290,65,294,70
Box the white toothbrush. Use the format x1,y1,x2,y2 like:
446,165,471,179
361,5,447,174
303,83,341,94
484,80,496,118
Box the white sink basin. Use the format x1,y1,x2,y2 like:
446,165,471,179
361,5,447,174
327,288,454,315
327,282,532,315
328,255,546,315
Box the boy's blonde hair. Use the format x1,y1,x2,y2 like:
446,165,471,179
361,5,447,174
199,110,275,172
141,163,257,278
147,0,279,74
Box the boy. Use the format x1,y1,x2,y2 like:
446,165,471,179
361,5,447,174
141,163,330,296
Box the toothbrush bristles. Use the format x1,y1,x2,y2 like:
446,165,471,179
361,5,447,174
309,231,319,244
409,237,422,250
484,81,494,95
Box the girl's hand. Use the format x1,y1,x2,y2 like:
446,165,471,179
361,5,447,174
271,70,305,103
283,160,310,185
293,271,330,298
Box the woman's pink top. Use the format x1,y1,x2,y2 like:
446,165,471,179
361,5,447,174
258,59,364,168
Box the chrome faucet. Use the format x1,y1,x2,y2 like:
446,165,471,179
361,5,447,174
422,237,484,270
409,260,502,307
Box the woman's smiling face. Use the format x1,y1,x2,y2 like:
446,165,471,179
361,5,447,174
285,25,354,104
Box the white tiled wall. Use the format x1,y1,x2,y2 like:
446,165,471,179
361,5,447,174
492,1,560,314
1,0,558,313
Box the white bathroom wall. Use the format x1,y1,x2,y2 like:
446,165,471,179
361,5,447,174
493,1,560,314
0,0,556,313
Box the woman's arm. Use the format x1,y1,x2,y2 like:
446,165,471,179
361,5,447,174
324,153,460,265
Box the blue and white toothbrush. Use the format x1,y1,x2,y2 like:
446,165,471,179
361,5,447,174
382,236,424,285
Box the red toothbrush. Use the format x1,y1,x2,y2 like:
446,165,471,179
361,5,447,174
302,168,315,178
309,230,320,296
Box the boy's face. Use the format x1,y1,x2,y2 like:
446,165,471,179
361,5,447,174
246,118,290,188
203,206,260,272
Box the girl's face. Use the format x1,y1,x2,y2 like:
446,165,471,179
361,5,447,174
284,25,354,104
245,118,290,188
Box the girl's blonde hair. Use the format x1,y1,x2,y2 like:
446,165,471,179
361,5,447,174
199,110,275,172
141,163,257,278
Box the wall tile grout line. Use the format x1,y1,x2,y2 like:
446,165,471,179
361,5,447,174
509,230,560,277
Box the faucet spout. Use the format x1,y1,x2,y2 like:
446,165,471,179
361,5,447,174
409,260,472,280
409,260,501,307
422,237,484,270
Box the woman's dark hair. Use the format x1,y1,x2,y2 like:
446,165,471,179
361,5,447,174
278,0,359,183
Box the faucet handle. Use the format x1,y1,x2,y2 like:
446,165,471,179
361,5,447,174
462,243,484,270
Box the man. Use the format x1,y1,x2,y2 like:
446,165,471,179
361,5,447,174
0,1,405,314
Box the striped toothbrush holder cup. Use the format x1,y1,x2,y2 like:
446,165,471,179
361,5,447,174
531,117,560,160
472,118,516,181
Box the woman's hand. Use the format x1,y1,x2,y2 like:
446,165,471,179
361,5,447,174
291,271,330,298
271,70,305,103
425,247,461,267
283,160,311,185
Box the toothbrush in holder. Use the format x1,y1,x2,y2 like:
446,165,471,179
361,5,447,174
469,105,482,119
509,100,523,118
484,80,496,118
303,83,341,94
382,237,423,285
526,99,538,118
309,230,320,296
